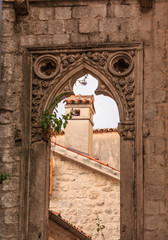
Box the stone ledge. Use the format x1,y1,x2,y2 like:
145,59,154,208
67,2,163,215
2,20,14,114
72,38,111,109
51,143,120,181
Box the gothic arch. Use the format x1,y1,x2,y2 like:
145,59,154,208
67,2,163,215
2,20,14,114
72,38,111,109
24,44,143,240
44,62,124,121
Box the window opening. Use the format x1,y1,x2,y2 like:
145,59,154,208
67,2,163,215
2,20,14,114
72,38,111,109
49,74,120,240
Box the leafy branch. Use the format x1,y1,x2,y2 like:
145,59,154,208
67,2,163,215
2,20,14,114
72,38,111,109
96,211,105,240
0,173,11,184
41,92,74,138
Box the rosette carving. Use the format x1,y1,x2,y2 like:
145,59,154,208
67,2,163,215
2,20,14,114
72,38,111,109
34,55,60,80
108,52,134,77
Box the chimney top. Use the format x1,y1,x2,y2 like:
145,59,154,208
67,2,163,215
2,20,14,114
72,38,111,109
64,95,95,112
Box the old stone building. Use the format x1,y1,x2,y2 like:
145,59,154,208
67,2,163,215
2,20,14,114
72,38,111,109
0,1,168,240
49,95,120,240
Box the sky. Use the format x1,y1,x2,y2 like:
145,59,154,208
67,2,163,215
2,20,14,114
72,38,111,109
56,74,120,129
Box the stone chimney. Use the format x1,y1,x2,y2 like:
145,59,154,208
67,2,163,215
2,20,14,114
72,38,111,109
64,95,95,156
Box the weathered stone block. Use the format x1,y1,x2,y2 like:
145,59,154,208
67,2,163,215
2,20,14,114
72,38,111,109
155,138,166,154
113,3,140,18
144,184,165,201
36,35,53,46
20,35,36,47
89,4,107,18
3,53,15,68
53,34,70,45
64,19,78,33
4,207,19,225
72,6,89,19
55,7,71,19
70,34,89,43
39,8,54,20
2,177,19,191
144,137,155,154
99,19,118,33
79,18,99,33
144,104,157,120
1,37,16,53
144,200,160,215
138,15,152,31
0,111,12,125
30,21,48,35
88,33,107,43
0,125,13,138
48,20,64,34
150,119,165,137
29,7,40,20
144,154,166,168
2,21,14,37
145,168,165,185
0,192,19,208
2,9,15,22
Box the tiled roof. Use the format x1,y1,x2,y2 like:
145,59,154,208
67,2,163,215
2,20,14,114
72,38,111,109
51,141,120,173
93,128,118,133
64,95,94,105
53,128,118,136
49,210,92,240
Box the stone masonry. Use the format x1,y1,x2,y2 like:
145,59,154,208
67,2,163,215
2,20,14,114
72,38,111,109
0,1,168,240
50,150,120,240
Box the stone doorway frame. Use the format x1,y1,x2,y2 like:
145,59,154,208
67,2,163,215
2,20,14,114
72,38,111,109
22,43,143,240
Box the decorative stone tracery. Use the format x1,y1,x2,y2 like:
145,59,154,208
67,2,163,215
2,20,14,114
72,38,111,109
31,46,140,142
28,44,143,240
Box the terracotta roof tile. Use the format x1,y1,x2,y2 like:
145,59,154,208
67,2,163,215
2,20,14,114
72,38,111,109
49,210,92,239
93,128,118,133
51,141,120,173
53,128,118,136
64,95,94,105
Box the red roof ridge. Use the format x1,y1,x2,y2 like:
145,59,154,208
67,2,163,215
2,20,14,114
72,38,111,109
49,210,92,239
63,95,94,105
93,128,118,133
51,141,120,173
53,128,118,136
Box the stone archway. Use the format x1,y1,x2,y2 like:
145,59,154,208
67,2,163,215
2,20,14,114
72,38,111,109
23,43,143,240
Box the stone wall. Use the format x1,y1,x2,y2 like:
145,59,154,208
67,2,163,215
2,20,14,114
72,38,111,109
0,0,167,240
49,151,120,240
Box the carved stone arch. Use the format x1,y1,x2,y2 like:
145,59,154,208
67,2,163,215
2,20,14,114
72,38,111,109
25,44,143,240
44,61,125,122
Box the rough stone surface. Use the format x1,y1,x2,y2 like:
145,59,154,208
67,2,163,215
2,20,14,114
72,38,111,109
50,152,120,240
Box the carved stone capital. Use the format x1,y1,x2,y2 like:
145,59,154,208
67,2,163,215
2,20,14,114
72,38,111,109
118,121,135,140
14,0,29,15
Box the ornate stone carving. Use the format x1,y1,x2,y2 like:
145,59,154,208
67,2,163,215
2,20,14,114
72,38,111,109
14,0,29,15
87,51,109,66
60,51,109,70
31,48,137,142
34,55,60,80
118,121,135,140
116,76,135,120
108,52,134,77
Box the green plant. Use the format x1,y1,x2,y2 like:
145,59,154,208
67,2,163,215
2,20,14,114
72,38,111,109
95,211,105,240
41,92,74,138
0,173,11,184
